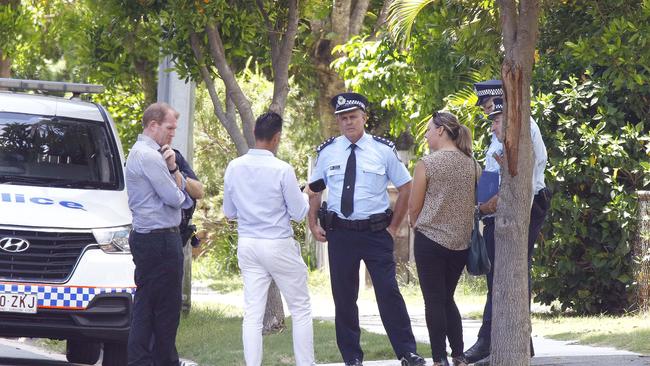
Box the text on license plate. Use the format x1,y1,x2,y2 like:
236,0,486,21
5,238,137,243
0,293,37,314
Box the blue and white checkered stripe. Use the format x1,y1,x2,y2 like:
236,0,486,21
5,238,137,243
0,283,135,309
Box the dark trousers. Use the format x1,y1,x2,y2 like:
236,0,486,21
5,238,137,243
414,231,468,359
477,188,550,341
327,228,417,363
128,231,184,366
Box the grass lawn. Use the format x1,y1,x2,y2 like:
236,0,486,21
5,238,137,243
177,302,429,366
532,312,650,354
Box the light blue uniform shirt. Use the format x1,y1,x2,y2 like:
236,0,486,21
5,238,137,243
310,133,411,220
126,134,193,233
484,117,547,201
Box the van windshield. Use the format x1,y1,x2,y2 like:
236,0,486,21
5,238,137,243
0,112,121,190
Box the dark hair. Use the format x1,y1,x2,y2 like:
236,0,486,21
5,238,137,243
142,102,179,128
432,111,473,157
254,112,283,141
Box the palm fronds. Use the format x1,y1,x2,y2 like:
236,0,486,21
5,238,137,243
387,0,436,46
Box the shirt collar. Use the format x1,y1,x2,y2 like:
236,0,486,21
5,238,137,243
343,132,371,150
138,134,161,150
247,148,274,157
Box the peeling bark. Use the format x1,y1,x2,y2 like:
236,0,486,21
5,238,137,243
501,61,522,177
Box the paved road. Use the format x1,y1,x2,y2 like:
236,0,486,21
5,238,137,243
0,338,87,366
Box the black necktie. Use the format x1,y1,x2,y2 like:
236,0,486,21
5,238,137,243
341,144,357,217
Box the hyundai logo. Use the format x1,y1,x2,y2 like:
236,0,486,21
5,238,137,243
0,237,30,253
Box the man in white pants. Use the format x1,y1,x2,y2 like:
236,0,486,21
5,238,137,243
223,111,314,366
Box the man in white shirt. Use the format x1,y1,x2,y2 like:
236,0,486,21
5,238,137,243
223,112,314,366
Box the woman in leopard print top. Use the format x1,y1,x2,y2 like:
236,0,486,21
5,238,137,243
408,111,480,366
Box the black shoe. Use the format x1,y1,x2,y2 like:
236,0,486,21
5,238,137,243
463,337,490,363
530,337,535,358
345,359,363,366
400,352,426,366
474,355,490,365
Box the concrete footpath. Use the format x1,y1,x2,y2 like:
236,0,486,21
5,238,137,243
193,284,650,366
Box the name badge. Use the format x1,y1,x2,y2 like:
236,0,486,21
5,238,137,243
329,165,340,170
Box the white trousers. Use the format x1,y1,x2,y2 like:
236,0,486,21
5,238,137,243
237,237,314,366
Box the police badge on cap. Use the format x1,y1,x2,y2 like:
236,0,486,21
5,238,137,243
473,79,503,106
330,92,369,114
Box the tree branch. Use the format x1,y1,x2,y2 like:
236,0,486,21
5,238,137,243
205,21,256,147
497,0,517,55
255,0,280,64
349,0,370,37
517,0,540,58
371,0,394,39
189,32,249,156
332,0,352,45
269,0,299,116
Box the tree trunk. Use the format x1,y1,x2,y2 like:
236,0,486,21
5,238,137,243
310,0,372,138
134,58,157,106
262,281,284,335
0,51,10,78
491,1,540,365
315,64,346,138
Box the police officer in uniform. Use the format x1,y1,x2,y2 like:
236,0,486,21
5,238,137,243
464,83,551,364
307,93,425,366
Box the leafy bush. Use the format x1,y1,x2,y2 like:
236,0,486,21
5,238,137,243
532,77,650,314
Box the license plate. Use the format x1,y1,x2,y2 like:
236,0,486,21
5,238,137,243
0,293,37,314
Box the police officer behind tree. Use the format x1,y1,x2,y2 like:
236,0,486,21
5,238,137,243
464,87,550,364
307,93,425,366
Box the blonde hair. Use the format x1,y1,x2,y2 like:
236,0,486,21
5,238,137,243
432,111,473,157
142,102,179,128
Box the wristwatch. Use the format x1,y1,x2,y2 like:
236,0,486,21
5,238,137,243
169,165,179,174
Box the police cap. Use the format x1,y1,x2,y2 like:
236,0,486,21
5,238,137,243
488,97,504,119
474,79,503,106
330,92,368,115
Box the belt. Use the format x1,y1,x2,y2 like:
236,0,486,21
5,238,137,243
149,226,180,234
332,216,371,231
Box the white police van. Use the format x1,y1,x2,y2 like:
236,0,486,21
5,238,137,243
0,78,134,365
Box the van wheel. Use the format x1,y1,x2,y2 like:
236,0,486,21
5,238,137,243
66,340,101,365
103,342,128,366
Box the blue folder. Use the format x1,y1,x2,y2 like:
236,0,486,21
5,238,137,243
477,170,500,203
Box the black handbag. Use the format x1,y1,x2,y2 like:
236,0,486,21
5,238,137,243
466,160,492,276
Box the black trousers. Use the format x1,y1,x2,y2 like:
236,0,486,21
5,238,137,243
128,231,184,366
327,228,417,363
477,188,550,341
414,231,468,359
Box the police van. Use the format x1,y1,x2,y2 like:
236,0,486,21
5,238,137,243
0,78,134,365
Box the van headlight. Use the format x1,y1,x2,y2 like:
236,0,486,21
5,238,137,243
93,226,131,253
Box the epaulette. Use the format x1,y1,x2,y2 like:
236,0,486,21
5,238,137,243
372,135,396,149
316,137,335,154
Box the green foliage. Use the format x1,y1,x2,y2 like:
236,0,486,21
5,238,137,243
91,81,145,155
530,0,650,314
333,2,500,151
532,78,648,313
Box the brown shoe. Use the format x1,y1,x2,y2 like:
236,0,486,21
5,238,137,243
452,355,468,366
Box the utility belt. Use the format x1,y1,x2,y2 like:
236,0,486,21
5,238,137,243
318,202,392,232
